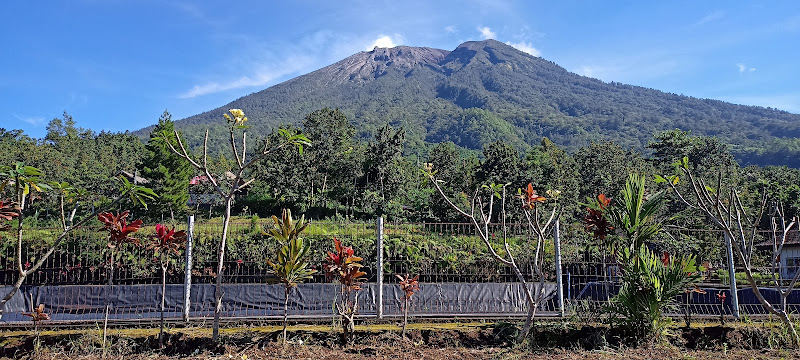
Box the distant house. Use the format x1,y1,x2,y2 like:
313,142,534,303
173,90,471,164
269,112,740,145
756,230,800,279
117,170,149,185
187,172,252,208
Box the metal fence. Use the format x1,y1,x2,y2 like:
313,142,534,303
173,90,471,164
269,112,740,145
1,217,799,325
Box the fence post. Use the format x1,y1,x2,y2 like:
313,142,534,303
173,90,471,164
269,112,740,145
553,218,565,317
724,232,740,319
184,215,194,322
376,217,384,319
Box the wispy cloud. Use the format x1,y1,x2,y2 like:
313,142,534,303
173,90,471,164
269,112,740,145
574,57,681,84
477,26,496,39
736,63,756,73
13,114,46,127
718,93,800,114
445,25,457,34
178,30,411,99
179,56,313,98
695,10,725,26
506,41,540,56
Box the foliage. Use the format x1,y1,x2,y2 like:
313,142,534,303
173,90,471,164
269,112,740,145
147,223,186,348
583,194,613,241
0,199,19,235
22,303,50,322
265,209,316,344
324,237,367,343
585,173,701,341
608,244,702,340
147,224,186,257
98,210,144,249
140,110,192,221
396,273,420,338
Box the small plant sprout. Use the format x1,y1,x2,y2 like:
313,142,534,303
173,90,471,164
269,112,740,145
717,292,727,326
22,297,50,351
683,284,707,328
147,224,187,348
324,237,367,344
396,274,419,339
265,209,316,344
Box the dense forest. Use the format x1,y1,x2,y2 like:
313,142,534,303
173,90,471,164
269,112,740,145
3,109,800,230
138,40,800,168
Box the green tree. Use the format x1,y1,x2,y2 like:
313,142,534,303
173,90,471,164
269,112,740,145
575,141,652,202
364,124,405,212
521,137,580,216
302,108,362,212
477,140,520,186
141,110,192,221
426,141,479,221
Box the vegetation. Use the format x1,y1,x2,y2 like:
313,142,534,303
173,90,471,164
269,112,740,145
264,209,316,344
157,108,309,342
146,223,186,348
324,237,367,344
396,273,419,339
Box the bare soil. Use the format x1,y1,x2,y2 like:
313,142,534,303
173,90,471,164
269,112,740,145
1,321,798,359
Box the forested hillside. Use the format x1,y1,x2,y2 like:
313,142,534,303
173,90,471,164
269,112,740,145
141,39,800,167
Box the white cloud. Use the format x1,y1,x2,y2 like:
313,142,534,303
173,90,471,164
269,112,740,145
179,56,312,98
366,35,397,50
718,93,800,114
573,57,680,83
13,114,45,127
506,41,541,57
477,26,496,40
695,10,724,26
736,63,756,73
445,25,457,33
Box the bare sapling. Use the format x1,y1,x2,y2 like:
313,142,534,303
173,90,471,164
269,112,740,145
425,163,558,342
158,109,309,342
324,237,367,345
660,157,800,345
22,296,50,354
396,274,419,339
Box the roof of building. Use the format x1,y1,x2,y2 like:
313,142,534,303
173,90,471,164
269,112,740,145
755,229,800,249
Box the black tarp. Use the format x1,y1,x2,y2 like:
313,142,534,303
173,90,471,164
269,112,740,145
0,282,556,323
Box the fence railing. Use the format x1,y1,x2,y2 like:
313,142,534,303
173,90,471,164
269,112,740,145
1,217,798,324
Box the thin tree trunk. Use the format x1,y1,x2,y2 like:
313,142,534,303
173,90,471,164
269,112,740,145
402,298,409,339
102,304,109,357
159,261,167,349
212,197,233,343
108,250,115,286
283,287,289,344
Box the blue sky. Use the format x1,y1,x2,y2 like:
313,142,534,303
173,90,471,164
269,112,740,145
2,1,799,138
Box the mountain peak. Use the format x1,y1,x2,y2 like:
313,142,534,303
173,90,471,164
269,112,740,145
166,40,800,167
319,45,449,84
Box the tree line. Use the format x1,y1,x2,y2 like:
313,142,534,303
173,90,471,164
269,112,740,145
2,108,799,231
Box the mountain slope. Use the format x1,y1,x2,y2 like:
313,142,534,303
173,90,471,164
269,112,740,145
145,39,800,166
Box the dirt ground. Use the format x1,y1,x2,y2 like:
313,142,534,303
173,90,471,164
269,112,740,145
2,321,798,359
